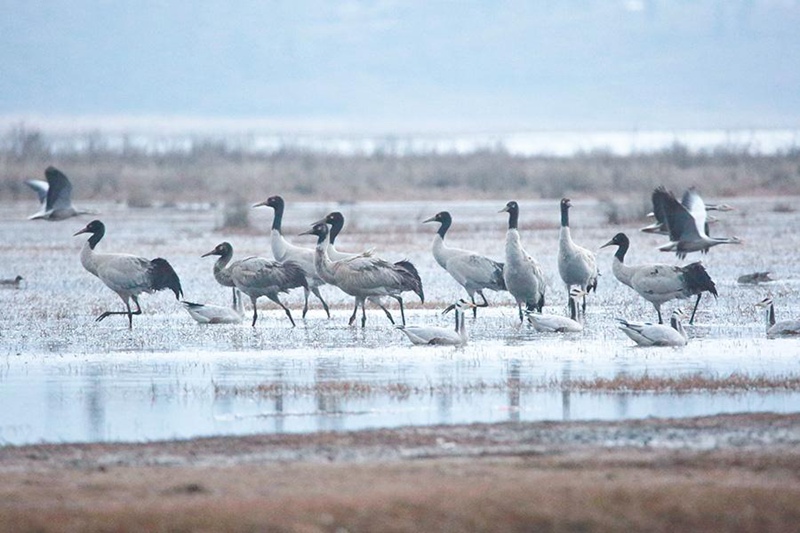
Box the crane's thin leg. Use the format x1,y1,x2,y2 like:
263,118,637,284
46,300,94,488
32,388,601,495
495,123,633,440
374,301,395,325
689,294,702,324
391,296,406,325
473,291,490,318
349,299,359,326
655,305,663,324
251,297,259,327
518,303,524,322
360,299,368,328
96,296,141,328
311,287,330,319
301,287,310,318
268,295,296,327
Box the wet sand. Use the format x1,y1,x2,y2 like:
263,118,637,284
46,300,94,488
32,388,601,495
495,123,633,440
1,413,799,532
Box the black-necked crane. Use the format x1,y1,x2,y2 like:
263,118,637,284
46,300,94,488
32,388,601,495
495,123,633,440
601,232,717,324
641,187,734,235
396,299,477,345
181,298,244,324
499,201,545,321
74,220,183,328
29,166,94,221
201,242,240,306
253,196,330,318
229,256,308,327
301,223,424,327
756,297,800,338
526,288,585,333
654,187,741,259
313,211,398,320
618,309,688,347
423,211,505,317
312,211,373,261
557,198,598,312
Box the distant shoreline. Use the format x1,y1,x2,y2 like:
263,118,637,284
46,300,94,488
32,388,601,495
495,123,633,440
2,117,798,156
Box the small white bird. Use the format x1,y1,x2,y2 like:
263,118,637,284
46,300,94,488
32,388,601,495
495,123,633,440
526,288,585,333
618,309,688,347
396,299,477,345
28,166,94,221
557,198,598,312
500,201,546,322
181,297,244,324
74,220,183,328
756,297,800,338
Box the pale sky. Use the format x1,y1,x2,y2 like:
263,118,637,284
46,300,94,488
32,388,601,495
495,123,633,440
2,0,799,133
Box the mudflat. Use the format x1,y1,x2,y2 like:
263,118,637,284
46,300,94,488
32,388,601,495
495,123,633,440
1,413,799,532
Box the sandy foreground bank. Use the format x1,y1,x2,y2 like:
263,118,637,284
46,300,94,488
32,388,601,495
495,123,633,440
1,413,800,532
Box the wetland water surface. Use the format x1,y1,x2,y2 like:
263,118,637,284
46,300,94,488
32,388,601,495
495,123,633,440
1,198,799,444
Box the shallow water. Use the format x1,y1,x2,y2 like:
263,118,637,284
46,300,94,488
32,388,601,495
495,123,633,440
1,196,799,444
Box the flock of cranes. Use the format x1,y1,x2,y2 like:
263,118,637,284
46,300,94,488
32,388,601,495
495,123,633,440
15,167,800,345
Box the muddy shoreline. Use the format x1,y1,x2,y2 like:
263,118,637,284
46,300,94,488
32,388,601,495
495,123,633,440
2,413,800,532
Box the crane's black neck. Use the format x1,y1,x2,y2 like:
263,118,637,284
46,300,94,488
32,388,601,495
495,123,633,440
328,213,344,244
216,244,233,267
437,212,452,239
506,204,519,230
560,202,570,227
613,236,629,263
88,226,105,250
271,197,285,231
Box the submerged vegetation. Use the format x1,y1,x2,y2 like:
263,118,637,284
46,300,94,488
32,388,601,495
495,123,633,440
1,125,799,206
214,372,800,400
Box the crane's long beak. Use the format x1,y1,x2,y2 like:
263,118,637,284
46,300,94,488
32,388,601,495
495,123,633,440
442,304,456,315
200,249,216,258
73,226,90,236
422,215,437,224
498,206,509,213
311,218,327,226
600,238,615,249
298,228,316,237
252,200,268,208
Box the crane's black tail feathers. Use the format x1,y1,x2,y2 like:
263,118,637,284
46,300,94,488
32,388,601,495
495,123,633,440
683,262,717,298
492,261,506,291
149,258,183,299
281,260,310,291
395,259,424,303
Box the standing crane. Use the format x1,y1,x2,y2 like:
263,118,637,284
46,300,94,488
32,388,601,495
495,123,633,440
253,196,330,318
423,211,505,317
301,223,424,327
499,201,545,321
74,220,182,328
557,198,598,312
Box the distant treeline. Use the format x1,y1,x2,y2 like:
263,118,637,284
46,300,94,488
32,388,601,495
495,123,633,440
1,125,798,206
